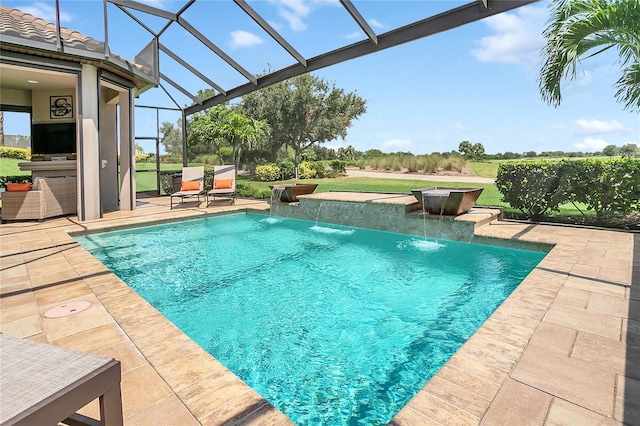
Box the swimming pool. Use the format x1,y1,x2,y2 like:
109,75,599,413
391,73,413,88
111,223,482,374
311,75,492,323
76,213,546,425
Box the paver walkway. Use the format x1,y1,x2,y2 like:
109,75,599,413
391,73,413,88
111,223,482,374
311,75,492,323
0,195,637,425
393,220,639,425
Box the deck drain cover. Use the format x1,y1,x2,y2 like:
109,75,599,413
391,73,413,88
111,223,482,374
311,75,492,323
44,301,92,318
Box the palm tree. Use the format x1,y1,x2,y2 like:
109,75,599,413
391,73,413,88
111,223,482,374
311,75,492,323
539,0,640,112
227,113,270,169
189,104,270,167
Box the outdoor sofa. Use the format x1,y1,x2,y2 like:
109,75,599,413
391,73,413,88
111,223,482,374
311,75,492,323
1,176,77,222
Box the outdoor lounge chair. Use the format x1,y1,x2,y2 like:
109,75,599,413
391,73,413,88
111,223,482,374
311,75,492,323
170,166,205,209
0,334,123,426
207,164,236,205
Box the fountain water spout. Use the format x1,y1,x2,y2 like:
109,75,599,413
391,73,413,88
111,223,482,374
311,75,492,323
270,186,285,218
315,201,325,226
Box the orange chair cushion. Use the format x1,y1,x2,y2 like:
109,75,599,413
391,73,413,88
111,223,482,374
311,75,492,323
214,179,233,189
6,182,31,192
181,181,200,191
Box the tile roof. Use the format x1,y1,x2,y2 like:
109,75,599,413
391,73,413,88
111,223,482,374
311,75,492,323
0,6,104,56
0,6,155,91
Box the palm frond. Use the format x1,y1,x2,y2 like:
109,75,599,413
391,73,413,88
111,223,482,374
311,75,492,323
539,0,640,109
615,63,640,112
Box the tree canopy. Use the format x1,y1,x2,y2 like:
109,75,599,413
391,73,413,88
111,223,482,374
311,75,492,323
188,104,270,167
539,0,640,112
160,120,183,156
238,73,366,172
458,141,485,160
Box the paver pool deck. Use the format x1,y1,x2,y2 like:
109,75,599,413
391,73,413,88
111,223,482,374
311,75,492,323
0,194,638,425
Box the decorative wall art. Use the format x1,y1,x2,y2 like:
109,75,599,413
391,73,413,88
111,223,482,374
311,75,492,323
50,95,74,119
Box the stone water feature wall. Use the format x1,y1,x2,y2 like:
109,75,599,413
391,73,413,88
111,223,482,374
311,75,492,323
269,191,500,242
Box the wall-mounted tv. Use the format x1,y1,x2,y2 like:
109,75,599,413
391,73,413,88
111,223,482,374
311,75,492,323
31,123,76,155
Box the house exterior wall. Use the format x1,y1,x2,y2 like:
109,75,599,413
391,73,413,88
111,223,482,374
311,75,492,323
79,64,101,221
1,88,31,106
32,88,75,124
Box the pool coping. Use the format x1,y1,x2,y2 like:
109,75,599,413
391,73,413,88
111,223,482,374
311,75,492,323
1,195,637,425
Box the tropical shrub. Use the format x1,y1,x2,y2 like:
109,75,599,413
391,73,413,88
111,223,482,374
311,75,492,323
160,154,182,164
0,175,32,188
204,169,214,191
330,160,346,174
497,158,640,220
298,162,316,179
135,153,153,163
561,158,640,219
159,172,175,195
277,161,296,180
307,161,326,178
496,161,566,219
0,147,30,160
236,182,272,199
255,164,280,181
193,154,218,165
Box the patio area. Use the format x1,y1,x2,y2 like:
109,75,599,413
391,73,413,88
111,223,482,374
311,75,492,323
0,194,638,425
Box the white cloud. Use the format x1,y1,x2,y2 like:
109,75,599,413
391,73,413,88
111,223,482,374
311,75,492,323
345,17,384,40
382,138,414,151
368,19,384,29
284,0,312,16
572,119,630,136
269,0,338,32
573,138,609,152
230,31,264,49
271,0,311,31
471,5,546,65
280,9,307,31
19,2,72,23
268,19,283,32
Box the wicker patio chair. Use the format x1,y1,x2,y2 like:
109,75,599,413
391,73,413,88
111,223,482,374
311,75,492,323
1,176,77,221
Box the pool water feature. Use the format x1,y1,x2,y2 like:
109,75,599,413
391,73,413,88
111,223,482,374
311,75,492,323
76,213,546,425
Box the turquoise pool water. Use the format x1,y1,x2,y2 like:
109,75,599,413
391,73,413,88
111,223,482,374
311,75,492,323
76,213,546,425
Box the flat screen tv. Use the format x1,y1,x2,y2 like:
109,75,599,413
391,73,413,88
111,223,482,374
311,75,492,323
31,123,76,155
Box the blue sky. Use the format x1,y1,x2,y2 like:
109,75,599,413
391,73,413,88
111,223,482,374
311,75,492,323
3,0,639,155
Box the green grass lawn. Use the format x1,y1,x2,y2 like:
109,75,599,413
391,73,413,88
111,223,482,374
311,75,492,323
0,159,590,218
243,175,508,209
0,158,30,176
241,175,588,217
466,161,499,178
135,162,184,192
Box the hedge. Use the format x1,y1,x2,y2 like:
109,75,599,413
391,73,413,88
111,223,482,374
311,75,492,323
496,158,640,220
254,161,337,181
561,158,640,218
0,147,30,160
